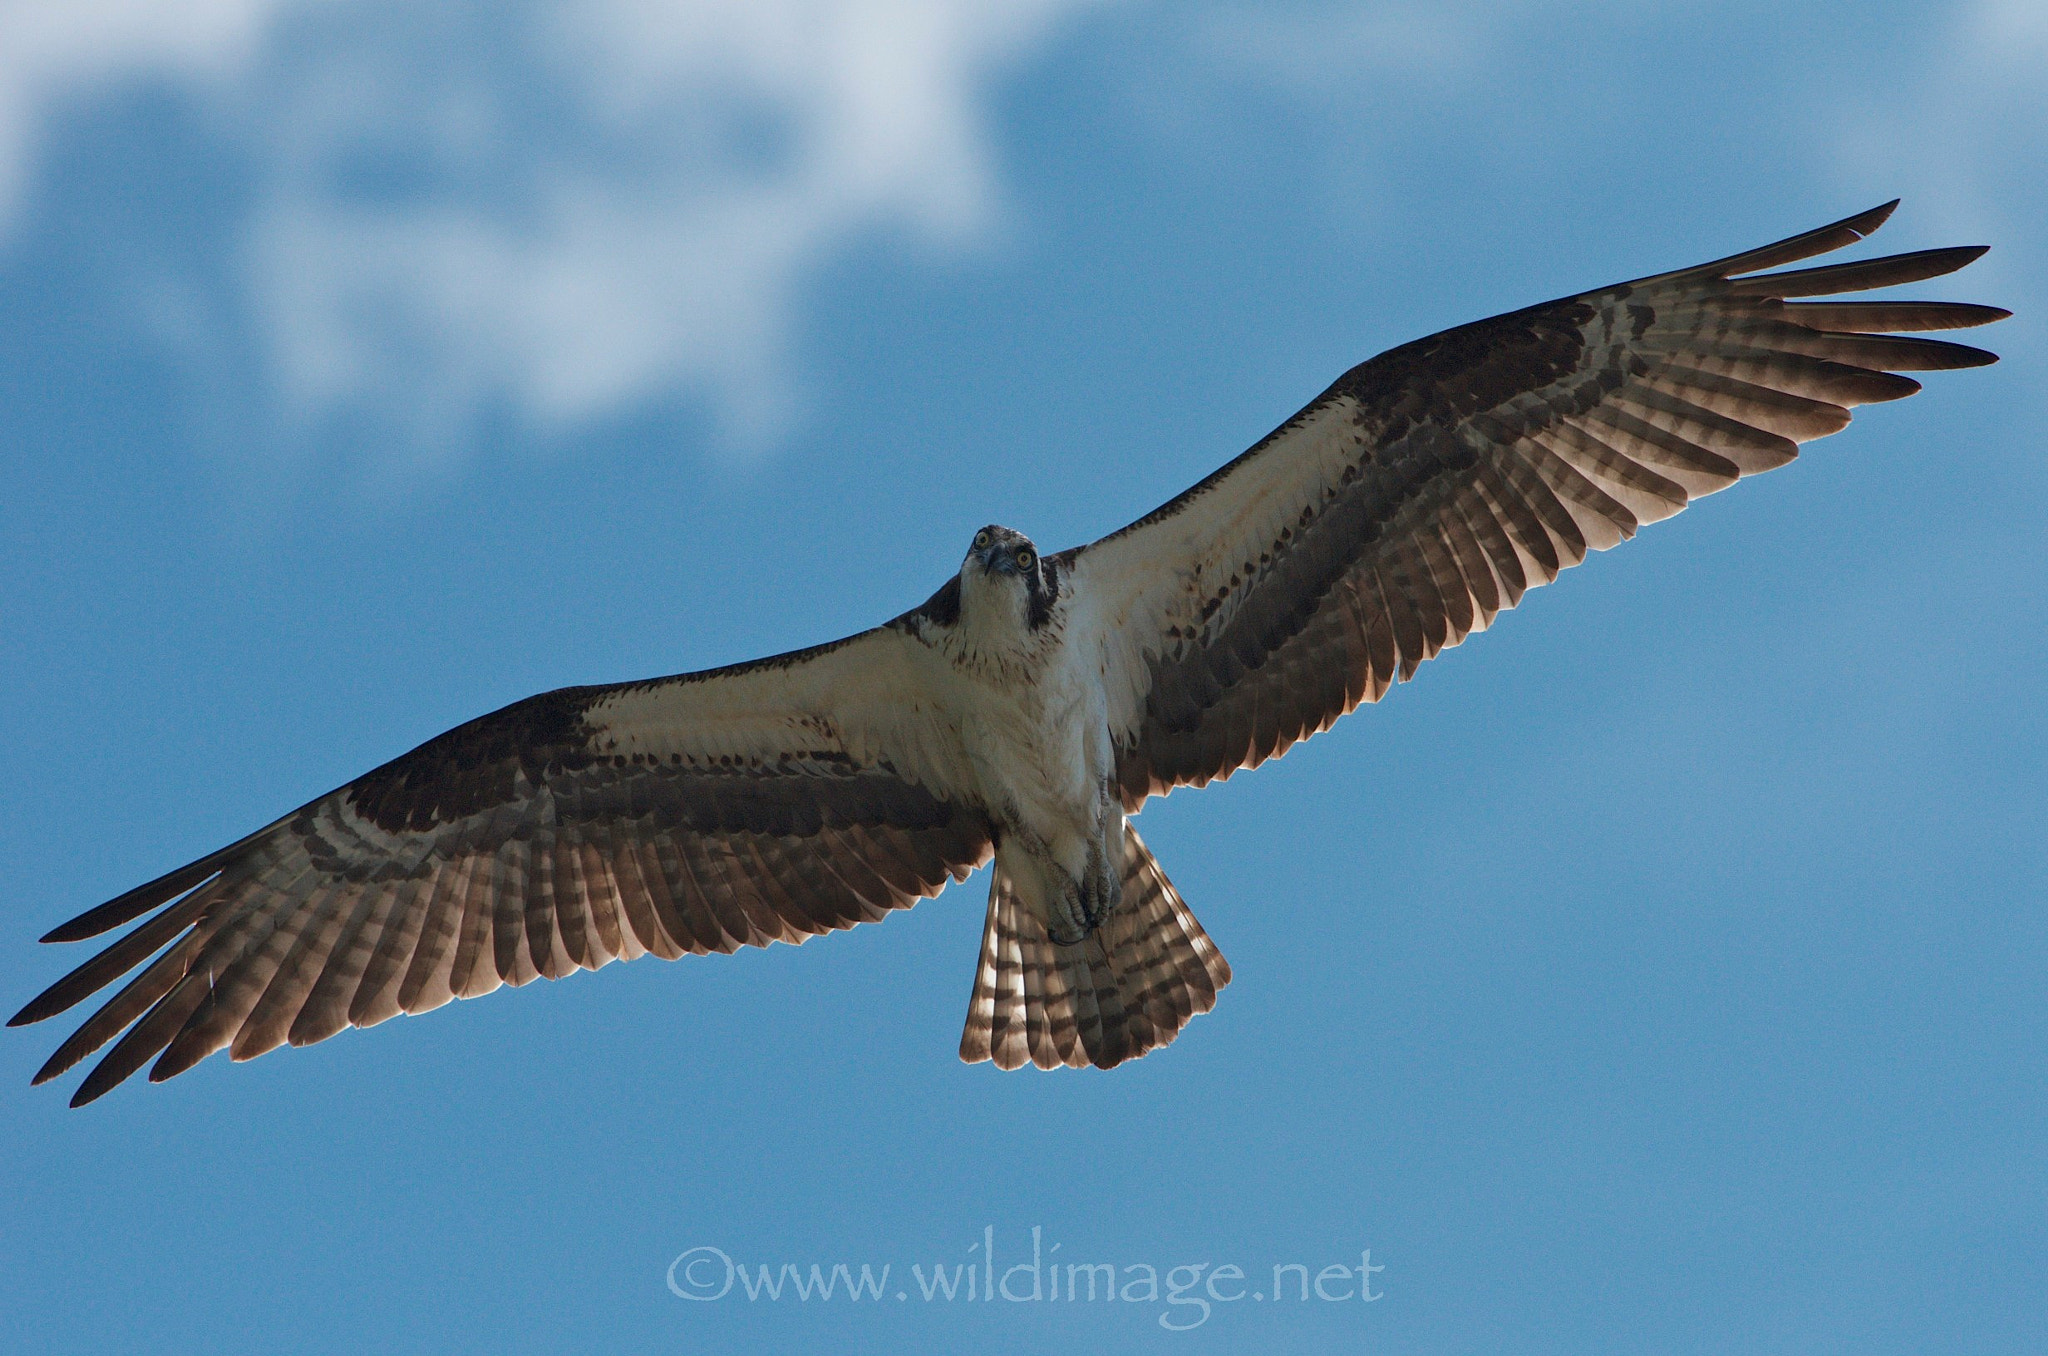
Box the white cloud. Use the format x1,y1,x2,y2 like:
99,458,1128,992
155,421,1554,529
0,0,1103,471
7,1,2028,480
0,1,279,214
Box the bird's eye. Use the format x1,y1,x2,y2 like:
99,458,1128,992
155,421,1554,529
1015,549,1035,570
973,530,991,550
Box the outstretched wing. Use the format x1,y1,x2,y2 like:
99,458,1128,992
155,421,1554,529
12,624,991,1105
1070,201,2007,806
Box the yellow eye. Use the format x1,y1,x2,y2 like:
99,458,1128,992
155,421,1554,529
973,530,991,550
1015,549,1035,570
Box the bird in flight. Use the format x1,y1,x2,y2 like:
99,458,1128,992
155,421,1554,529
13,202,2006,1105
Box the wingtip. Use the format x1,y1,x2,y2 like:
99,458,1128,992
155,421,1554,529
38,851,241,944
32,1041,84,1085
1677,200,1914,284
68,1059,129,1107
7,978,78,1026
41,905,147,945
1846,199,1901,239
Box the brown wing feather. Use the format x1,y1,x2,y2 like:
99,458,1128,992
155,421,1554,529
1094,202,2007,804
15,632,991,1105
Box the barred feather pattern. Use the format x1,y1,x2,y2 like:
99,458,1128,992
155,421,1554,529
13,632,996,1107
960,822,1231,1070
1084,202,2007,804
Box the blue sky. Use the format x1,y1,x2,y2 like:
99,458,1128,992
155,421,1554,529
2,2,2042,1351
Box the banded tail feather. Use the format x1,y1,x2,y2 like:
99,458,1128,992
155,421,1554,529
960,823,1232,1070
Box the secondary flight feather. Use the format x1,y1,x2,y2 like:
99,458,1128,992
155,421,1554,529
12,201,2007,1104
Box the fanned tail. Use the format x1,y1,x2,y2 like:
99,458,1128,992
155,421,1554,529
959,822,1230,1070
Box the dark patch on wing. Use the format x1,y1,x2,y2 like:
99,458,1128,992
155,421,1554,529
346,686,601,834
1324,296,1601,436
896,574,962,629
1095,296,1600,547
1026,553,1061,630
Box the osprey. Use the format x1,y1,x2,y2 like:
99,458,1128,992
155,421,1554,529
13,202,2007,1105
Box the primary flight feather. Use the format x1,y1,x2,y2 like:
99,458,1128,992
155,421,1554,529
12,201,2007,1104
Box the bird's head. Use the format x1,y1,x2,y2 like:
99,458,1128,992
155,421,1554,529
966,524,1038,580
959,524,1057,631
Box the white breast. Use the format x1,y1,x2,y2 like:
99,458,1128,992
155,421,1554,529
935,576,1111,881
